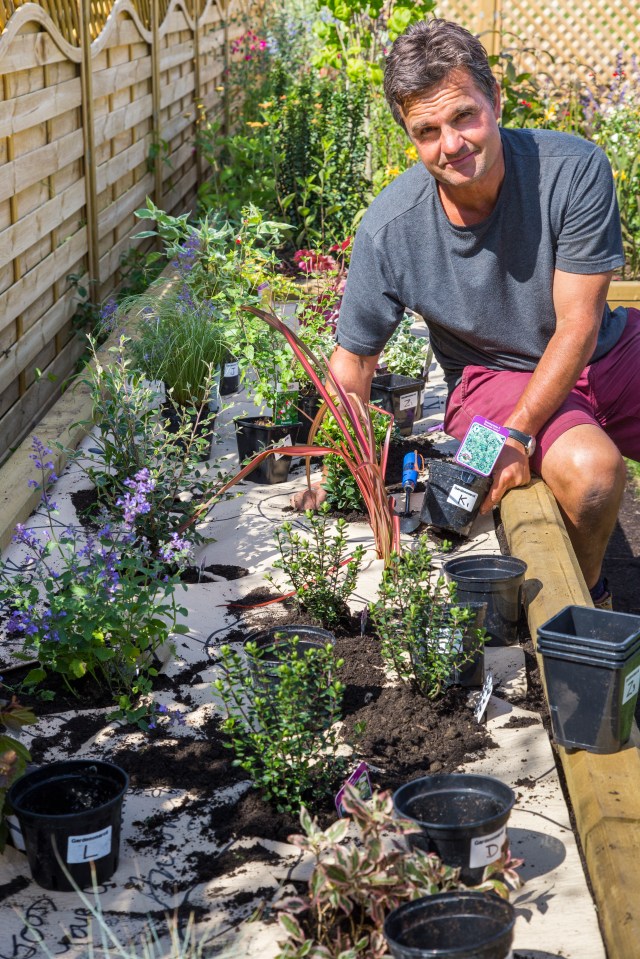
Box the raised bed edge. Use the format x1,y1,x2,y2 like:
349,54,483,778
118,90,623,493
501,477,640,959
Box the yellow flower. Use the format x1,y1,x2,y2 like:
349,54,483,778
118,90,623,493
386,165,400,178
258,101,273,108
405,145,418,161
246,121,268,128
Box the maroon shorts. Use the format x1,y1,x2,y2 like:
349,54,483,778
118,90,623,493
444,308,640,475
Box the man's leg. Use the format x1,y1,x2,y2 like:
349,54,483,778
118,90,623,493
538,424,626,591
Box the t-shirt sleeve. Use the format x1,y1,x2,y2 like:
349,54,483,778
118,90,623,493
335,223,404,356
555,145,625,274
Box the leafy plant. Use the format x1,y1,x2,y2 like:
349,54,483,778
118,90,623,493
0,693,36,851
183,305,400,564
381,315,433,380
317,405,393,513
213,635,346,813
126,285,225,407
69,336,228,556
268,503,365,628
0,438,189,725
371,537,485,698
275,786,522,958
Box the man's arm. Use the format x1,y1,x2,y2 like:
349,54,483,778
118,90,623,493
479,268,614,513
328,345,381,405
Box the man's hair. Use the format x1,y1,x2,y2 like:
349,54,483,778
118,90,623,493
384,18,497,130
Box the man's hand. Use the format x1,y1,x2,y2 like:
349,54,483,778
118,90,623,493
479,441,531,514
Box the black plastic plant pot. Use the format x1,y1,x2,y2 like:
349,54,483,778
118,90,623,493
443,554,527,647
392,773,516,885
234,416,301,484
246,624,336,689
296,388,323,445
370,373,424,437
420,460,492,537
219,353,240,396
384,891,515,959
7,760,128,892
161,400,216,455
448,602,488,688
537,606,640,753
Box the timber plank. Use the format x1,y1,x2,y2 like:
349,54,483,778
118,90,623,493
0,130,85,205
0,77,82,138
501,477,640,959
0,179,86,270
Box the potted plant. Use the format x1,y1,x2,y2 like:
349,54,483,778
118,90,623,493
0,691,36,851
372,315,433,436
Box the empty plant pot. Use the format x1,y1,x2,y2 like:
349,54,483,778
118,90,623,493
384,891,516,959
370,373,424,436
393,773,516,885
8,760,128,891
246,624,336,689
441,602,487,688
537,605,640,753
420,461,492,537
443,554,527,647
234,416,301,484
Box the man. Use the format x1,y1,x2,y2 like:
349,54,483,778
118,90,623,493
301,18,640,608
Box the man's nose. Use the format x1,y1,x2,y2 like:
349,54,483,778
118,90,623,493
440,126,465,155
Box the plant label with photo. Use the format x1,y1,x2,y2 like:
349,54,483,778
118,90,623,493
474,670,495,723
274,390,299,425
399,391,419,411
446,484,479,513
469,824,508,869
67,825,112,863
455,416,509,477
223,361,239,377
335,761,372,816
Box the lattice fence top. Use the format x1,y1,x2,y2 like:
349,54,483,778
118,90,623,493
435,0,640,84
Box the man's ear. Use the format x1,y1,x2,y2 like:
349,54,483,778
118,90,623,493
493,79,502,121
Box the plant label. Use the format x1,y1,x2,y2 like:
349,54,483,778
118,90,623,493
446,484,478,513
399,391,418,411
67,825,112,863
469,824,507,868
273,435,293,460
474,670,494,723
6,815,25,851
623,665,640,704
223,361,239,377
455,416,509,477
335,761,372,817
274,390,299,426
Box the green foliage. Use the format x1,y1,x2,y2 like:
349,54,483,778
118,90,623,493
126,287,225,406
213,636,346,813
318,406,392,512
268,504,365,628
0,443,189,726
0,694,36,851
230,306,298,417
275,786,521,958
371,537,485,698
311,0,435,85
381,315,433,379
270,73,371,247
68,337,227,556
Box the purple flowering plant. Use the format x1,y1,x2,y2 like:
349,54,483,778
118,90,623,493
0,439,189,726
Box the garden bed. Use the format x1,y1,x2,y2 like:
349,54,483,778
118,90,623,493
0,358,607,957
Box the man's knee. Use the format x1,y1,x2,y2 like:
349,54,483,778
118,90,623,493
542,431,626,509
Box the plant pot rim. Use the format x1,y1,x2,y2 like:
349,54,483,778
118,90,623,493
393,772,516,833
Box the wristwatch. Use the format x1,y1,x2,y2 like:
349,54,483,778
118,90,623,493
506,427,536,457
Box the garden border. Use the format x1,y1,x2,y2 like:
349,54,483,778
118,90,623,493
1,339,638,957
502,478,640,959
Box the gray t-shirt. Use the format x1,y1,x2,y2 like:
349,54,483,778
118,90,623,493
337,127,627,390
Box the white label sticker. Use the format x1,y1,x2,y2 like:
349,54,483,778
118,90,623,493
474,670,494,723
6,815,25,851
67,825,112,864
469,824,507,869
399,391,418,411
223,362,239,377
446,484,479,513
273,435,293,460
623,665,640,704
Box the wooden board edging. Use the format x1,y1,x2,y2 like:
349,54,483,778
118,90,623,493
501,478,640,959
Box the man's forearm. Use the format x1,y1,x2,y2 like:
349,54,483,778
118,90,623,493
328,345,380,406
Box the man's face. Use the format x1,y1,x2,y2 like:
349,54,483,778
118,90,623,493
399,68,502,190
